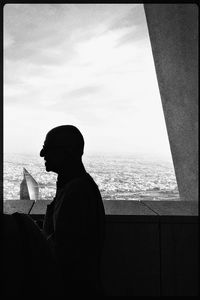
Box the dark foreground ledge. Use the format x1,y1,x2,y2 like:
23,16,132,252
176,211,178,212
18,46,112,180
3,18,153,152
3,200,199,296
3,199,198,216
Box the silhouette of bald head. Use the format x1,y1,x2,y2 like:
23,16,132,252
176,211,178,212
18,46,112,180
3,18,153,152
40,125,84,158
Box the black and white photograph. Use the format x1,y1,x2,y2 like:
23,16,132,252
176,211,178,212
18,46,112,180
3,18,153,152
2,3,198,297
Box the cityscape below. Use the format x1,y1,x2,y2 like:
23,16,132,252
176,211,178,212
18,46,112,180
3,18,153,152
4,153,179,201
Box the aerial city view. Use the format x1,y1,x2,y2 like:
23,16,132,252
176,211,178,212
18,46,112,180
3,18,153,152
4,153,179,201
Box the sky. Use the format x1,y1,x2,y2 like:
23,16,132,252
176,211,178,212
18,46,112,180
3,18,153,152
4,4,173,160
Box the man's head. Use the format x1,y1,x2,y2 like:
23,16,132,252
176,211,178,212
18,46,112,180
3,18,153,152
40,125,84,173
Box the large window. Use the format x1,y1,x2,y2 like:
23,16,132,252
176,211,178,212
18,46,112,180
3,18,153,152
4,4,179,201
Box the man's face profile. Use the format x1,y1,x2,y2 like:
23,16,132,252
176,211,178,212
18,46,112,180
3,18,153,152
40,125,84,174
40,138,67,173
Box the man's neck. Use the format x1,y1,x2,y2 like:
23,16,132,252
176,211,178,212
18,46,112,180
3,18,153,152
57,162,86,188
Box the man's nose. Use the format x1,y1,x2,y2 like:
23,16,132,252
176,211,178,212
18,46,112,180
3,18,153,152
40,148,45,157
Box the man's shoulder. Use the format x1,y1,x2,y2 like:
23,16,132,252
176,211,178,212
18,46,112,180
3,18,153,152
63,173,93,188
67,173,99,195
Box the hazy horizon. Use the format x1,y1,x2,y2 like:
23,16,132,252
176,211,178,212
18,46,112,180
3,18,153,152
4,150,173,163
4,4,172,161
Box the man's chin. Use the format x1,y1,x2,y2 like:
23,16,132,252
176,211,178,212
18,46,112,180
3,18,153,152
45,163,57,173
45,163,51,172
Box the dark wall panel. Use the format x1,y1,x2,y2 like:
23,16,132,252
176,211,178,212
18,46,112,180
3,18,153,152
101,221,160,296
161,222,199,296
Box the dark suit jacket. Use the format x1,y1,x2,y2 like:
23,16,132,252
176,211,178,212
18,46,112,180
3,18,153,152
43,172,105,294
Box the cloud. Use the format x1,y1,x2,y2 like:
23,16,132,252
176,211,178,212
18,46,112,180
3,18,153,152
4,4,172,158
67,85,102,98
115,26,148,47
4,4,79,65
98,5,149,48
3,32,14,49
109,5,143,30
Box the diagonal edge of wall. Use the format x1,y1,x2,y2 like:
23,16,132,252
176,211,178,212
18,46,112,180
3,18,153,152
144,4,198,201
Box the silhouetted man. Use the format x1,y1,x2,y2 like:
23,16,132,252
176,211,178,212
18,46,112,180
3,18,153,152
40,125,105,296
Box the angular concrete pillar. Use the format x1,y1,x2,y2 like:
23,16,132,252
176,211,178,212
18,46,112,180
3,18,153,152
144,4,198,201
